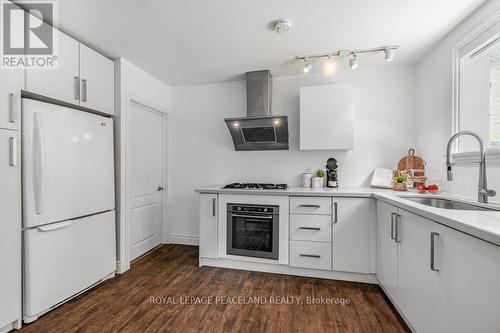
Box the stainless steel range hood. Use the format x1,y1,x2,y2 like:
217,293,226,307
225,70,289,151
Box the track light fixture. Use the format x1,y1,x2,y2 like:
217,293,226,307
303,58,312,73
296,45,398,73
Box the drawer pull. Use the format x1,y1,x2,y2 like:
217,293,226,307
212,198,216,217
37,220,73,232
334,202,338,223
299,227,320,231
81,78,87,102
430,232,440,272
299,254,321,258
9,137,16,166
9,93,17,123
390,213,396,240
74,76,80,100
298,204,321,208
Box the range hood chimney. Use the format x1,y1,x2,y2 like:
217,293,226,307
224,70,289,151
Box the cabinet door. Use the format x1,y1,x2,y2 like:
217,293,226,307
433,224,500,332
0,130,21,328
79,44,114,114
0,69,23,131
376,200,398,302
199,194,218,259
25,27,79,105
299,84,354,150
333,198,370,273
397,210,437,333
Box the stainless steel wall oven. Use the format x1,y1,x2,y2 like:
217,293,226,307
226,203,279,260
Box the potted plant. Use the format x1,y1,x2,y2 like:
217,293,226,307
393,170,409,191
312,169,325,188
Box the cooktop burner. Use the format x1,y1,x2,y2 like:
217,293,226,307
223,183,288,190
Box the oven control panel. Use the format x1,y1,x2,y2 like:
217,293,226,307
227,204,278,215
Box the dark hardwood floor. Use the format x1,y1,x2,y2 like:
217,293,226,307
19,244,409,333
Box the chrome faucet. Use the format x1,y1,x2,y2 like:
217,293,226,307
446,131,496,203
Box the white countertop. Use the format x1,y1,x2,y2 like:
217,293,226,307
196,185,500,247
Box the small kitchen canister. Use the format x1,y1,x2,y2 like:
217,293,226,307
301,168,313,187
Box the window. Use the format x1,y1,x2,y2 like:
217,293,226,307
489,58,500,144
458,34,500,152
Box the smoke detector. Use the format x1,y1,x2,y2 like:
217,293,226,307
273,19,292,33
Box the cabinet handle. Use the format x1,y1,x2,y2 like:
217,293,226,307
9,137,16,166
430,232,440,272
81,79,87,102
395,214,401,243
299,254,321,258
74,76,80,100
334,202,338,223
390,213,396,240
299,204,321,208
9,93,17,123
299,227,321,231
212,198,216,217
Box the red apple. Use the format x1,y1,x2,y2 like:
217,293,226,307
416,184,427,193
427,184,439,193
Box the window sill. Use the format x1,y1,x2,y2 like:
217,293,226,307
451,148,500,165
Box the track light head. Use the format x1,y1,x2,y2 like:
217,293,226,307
349,54,359,69
303,58,312,73
325,54,336,74
384,48,394,62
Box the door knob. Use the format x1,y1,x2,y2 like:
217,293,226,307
157,186,164,191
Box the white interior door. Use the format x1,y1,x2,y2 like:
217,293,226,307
130,101,164,260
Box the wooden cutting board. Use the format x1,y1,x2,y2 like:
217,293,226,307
397,149,426,186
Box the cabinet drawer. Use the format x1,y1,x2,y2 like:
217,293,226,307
290,214,331,242
290,240,331,270
290,197,332,215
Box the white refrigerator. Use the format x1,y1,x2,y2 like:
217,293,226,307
22,99,116,323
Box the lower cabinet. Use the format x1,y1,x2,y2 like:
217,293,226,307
0,129,21,330
333,198,371,273
290,240,332,270
376,200,399,302
377,200,500,332
289,196,372,274
199,193,218,259
397,209,437,333
432,222,500,332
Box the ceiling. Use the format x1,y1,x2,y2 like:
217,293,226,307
52,0,488,86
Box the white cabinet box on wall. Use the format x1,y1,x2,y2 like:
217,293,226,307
0,130,21,331
25,18,114,115
199,194,218,259
299,84,354,150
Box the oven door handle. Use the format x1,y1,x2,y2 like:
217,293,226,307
231,214,274,220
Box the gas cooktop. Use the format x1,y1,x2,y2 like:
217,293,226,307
223,183,288,190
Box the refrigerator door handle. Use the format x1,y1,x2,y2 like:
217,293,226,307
33,112,45,215
37,220,73,232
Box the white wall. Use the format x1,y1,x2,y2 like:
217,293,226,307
170,66,416,243
115,58,171,272
415,0,500,202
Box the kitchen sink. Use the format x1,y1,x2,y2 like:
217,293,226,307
400,197,499,211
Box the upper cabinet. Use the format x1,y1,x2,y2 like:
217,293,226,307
299,84,354,150
0,67,23,131
25,28,79,106
25,20,114,115
79,44,114,113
